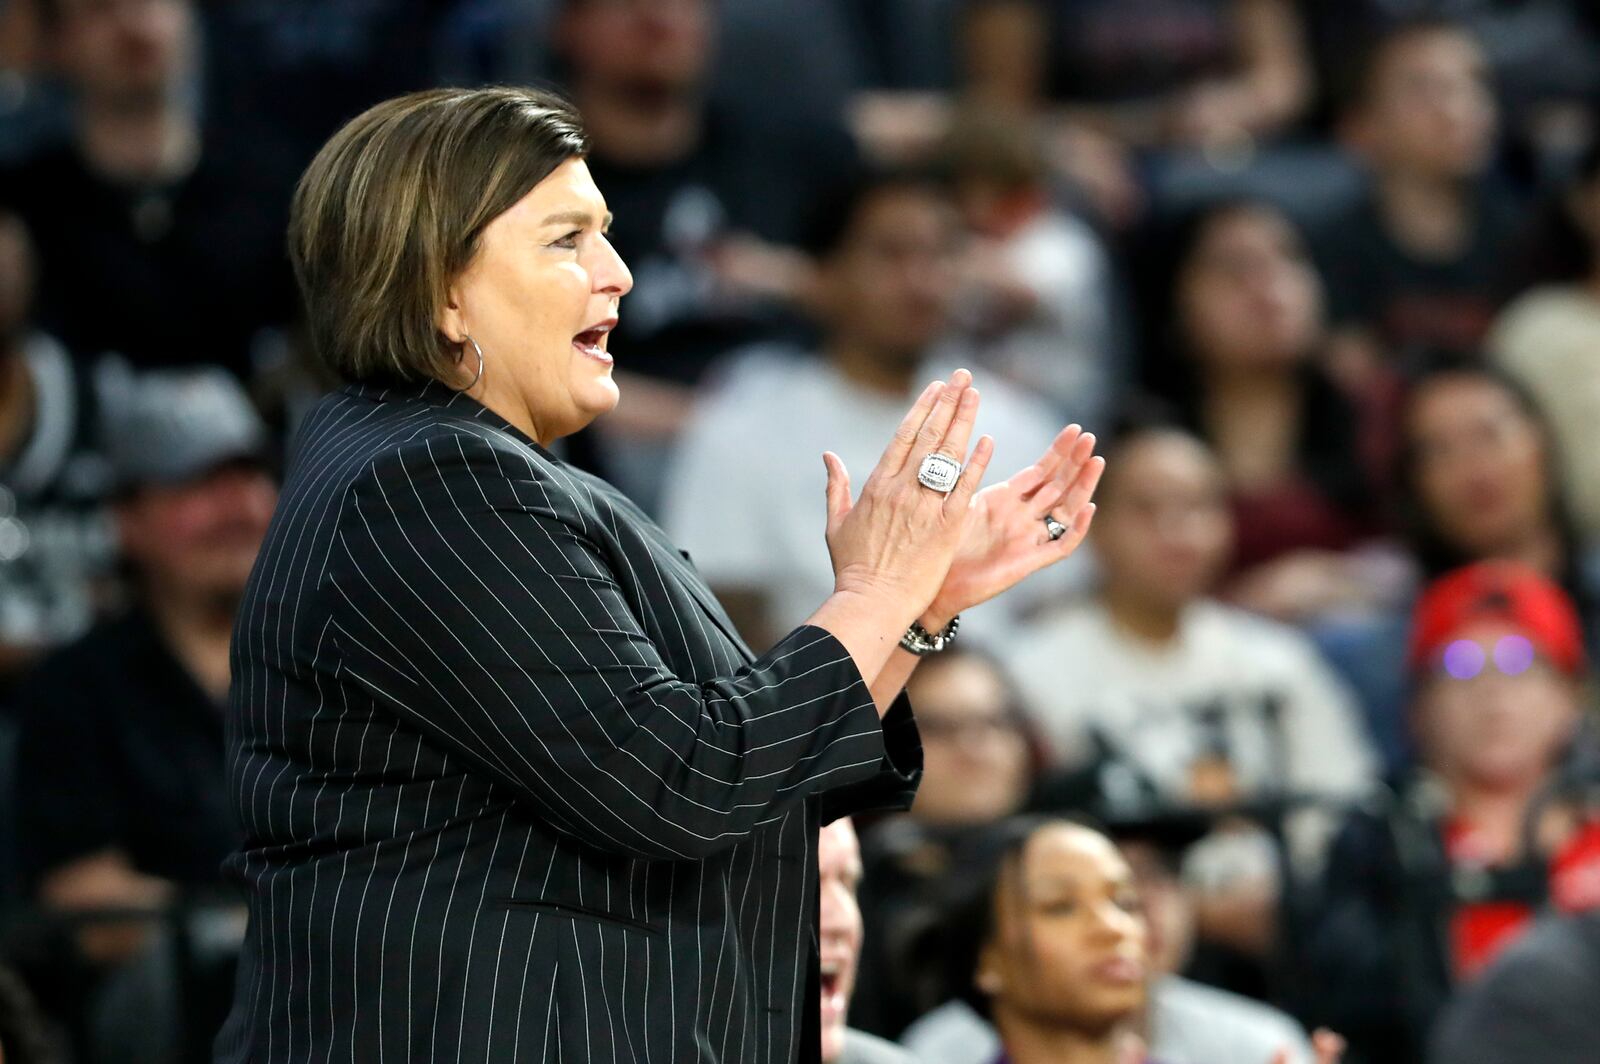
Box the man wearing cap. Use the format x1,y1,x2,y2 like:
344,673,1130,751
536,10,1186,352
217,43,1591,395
11,367,275,967
1300,560,1600,1064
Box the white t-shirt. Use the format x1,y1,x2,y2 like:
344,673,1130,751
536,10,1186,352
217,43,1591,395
661,347,1086,644
1003,599,1376,805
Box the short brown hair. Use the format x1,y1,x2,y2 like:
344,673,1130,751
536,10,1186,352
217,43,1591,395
288,86,589,384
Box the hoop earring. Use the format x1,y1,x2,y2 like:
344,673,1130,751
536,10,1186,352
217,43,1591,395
455,334,484,392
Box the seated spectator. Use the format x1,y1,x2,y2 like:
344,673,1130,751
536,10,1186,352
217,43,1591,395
1399,359,1598,634
1304,0,1600,179
0,211,119,681
910,818,1339,1064
1137,198,1388,622
551,0,859,396
661,167,1074,648
1003,423,1375,974
1300,561,1600,1064
819,818,917,1064
12,367,274,965
852,648,1039,1036
941,106,1119,427
902,815,1325,1064
0,0,295,377
1006,423,1376,819
1428,909,1600,1064
1490,141,1600,543
1317,16,1518,376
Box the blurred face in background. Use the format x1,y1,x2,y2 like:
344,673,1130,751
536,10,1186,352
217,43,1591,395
818,819,863,1064
906,654,1032,827
559,0,713,98
1092,431,1234,615
1349,27,1496,180
118,464,277,602
1118,840,1195,978
1414,620,1580,791
52,0,193,106
1178,206,1323,372
1408,373,1551,559
979,824,1148,1038
816,185,963,371
0,214,33,350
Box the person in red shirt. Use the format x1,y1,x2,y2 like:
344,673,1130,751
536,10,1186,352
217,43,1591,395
1300,560,1600,1063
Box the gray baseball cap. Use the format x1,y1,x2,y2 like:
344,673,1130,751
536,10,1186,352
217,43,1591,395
108,366,270,490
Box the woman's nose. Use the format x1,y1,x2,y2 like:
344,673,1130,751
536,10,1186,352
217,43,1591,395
593,235,634,297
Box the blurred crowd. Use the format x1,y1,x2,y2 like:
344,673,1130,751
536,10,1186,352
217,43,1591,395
3,0,1600,1062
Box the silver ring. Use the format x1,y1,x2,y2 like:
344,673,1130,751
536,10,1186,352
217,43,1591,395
916,452,962,494
1043,513,1068,541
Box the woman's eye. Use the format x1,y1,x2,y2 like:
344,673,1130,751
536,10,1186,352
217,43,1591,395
550,230,581,249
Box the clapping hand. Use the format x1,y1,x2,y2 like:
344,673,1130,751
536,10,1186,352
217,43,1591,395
922,422,1105,626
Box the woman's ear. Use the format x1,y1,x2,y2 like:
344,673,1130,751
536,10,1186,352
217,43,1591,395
436,283,468,347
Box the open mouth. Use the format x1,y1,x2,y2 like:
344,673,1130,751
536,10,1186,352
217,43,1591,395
573,318,616,364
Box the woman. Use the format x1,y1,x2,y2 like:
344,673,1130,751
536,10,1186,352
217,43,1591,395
1137,198,1384,622
941,818,1342,1064
213,86,1102,1063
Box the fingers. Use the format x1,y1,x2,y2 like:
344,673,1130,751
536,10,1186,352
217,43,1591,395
911,369,973,467
1044,501,1095,556
1012,424,1082,500
1038,451,1106,521
947,434,994,512
822,452,852,534
872,378,943,481
937,384,980,464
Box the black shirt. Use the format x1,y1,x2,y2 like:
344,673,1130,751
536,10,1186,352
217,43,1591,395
1315,187,1523,357
0,137,296,377
584,106,857,385
12,606,238,888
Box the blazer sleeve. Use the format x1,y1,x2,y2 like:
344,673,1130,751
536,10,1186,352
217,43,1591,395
327,430,917,861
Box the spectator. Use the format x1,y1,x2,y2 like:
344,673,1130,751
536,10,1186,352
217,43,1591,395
1138,198,1387,622
819,818,918,1064
1428,909,1600,1064
1300,561,1600,1064
1490,141,1600,543
1398,359,1597,629
941,106,1119,428
661,167,1073,649
901,816,1323,1064
11,367,274,965
0,0,296,377
1006,423,1376,815
1304,1,1600,179
952,818,1154,1063
0,210,120,681
1003,423,1375,971
551,0,859,399
1318,16,1517,374
852,648,1039,1036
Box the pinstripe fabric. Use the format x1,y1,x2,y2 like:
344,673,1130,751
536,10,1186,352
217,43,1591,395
214,379,921,1063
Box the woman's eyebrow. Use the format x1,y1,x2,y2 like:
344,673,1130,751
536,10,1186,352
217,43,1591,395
539,209,615,228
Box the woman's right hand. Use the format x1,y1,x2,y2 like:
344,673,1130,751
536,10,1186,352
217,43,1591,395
821,370,993,626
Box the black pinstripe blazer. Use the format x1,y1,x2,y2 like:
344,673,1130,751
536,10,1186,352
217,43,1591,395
214,379,921,1063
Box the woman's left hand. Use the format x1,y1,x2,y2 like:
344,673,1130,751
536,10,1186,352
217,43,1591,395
922,425,1104,627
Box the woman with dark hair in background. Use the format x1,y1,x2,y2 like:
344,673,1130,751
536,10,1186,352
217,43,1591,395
1136,197,1388,623
1491,141,1600,545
